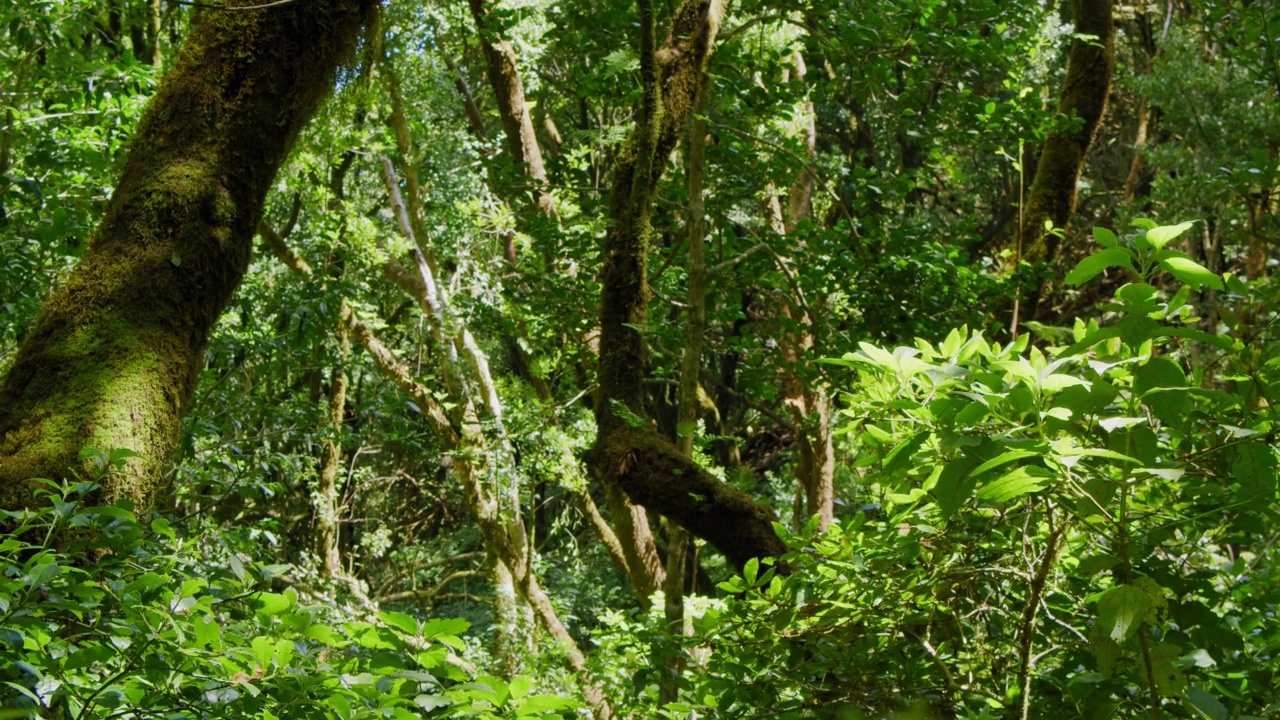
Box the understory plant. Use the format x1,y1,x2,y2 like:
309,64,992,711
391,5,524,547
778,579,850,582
598,220,1279,719
0,465,578,719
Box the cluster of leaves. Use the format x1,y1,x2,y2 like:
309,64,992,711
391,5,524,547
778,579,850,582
0,467,577,719
588,221,1280,718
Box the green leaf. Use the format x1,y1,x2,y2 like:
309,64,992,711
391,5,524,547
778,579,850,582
149,517,174,539
305,624,341,646
954,401,988,426
379,611,420,636
415,695,452,710
931,456,982,520
968,449,1040,479
977,466,1051,503
1041,373,1087,394
1158,257,1223,290
1077,555,1118,575
856,342,898,370
327,694,353,720
1185,686,1228,720
251,635,275,671
1066,248,1133,285
509,675,532,700
518,695,579,714
1092,226,1118,248
1098,584,1150,642
993,359,1037,384
192,614,220,649
1145,221,1196,249
883,432,929,474
743,558,759,586
1149,642,1186,695
421,617,470,640
251,591,294,617
1230,440,1276,500
1134,357,1189,424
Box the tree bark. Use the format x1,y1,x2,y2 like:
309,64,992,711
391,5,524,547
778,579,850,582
773,50,834,532
467,0,556,219
591,0,786,570
1019,0,1114,263
659,78,712,705
0,0,375,508
316,302,350,578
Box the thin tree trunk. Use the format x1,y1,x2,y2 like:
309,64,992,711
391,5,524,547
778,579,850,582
778,50,834,532
659,79,712,705
262,217,614,718
467,0,556,219
1124,5,1157,201
316,302,350,578
0,0,374,508
455,4,671,599
444,55,489,141
147,0,163,67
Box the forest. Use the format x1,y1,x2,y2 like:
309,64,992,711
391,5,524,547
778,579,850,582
0,0,1277,717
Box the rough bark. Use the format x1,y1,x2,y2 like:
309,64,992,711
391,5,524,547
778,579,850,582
0,0,374,508
464,0,669,597
316,302,350,578
659,79,712,705
591,0,786,569
466,0,556,218
775,51,834,532
1019,0,1114,262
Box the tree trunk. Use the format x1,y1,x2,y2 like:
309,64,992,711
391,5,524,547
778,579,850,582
591,0,787,570
467,0,556,219
1019,0,1114,263
0,0,375,509
316,303,350,578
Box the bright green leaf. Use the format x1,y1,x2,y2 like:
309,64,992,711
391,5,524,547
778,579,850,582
1145,221,1196,249
1066,248,1133,285
1159,257,1224,290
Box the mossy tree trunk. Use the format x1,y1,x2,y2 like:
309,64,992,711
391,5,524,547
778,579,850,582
0,0,375,509
1019,0,1114,263
467,0,556,220
591,0,788,570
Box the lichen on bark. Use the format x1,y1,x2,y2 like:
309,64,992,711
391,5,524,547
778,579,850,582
0,0,376,509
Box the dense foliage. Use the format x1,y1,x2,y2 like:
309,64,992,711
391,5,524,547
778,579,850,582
2,0,1278,718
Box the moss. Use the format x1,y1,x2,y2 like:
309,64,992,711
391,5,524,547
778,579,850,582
0,0,377,509
1020,0,1114,262
590,426,786,569
590,0,784,567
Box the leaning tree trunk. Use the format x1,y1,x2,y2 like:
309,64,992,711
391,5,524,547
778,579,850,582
1019,0,1114,263
0,0,375,509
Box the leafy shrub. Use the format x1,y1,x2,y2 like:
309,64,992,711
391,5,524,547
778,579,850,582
635,221,1280,718
0,472,577,719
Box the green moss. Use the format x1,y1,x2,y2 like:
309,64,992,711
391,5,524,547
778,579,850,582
0,0,377,510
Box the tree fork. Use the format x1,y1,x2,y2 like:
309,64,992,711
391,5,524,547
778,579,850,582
0,0,377,508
